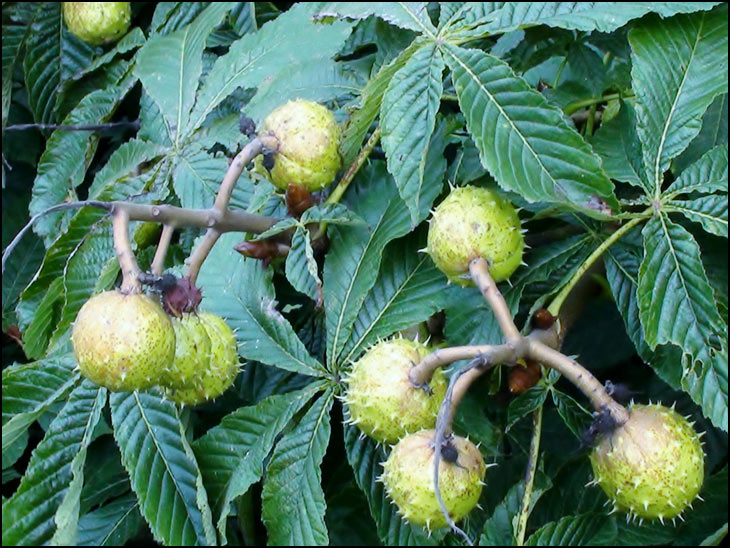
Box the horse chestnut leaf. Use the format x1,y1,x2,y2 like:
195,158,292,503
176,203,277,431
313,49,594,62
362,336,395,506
427,186,524,285
260,99,341,192
63,2,131,45
71,291,174,391
381,430,486,530
590,403,705,522
344,339,446,444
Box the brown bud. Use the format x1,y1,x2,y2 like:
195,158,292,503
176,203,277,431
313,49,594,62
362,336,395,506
508,359,541,395
531,308,556,330
285,183,314,218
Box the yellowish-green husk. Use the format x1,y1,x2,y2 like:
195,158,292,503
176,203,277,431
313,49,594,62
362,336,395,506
590,403,705,521
344,338,447,445
63,2,131,45
71,291,174,391
261,99,341,191
427,186,524,285
382,430,486,530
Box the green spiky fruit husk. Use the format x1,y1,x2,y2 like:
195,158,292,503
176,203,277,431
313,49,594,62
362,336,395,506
382,430,486,530
590,403,705,521
260,99,341,191
166,313,239,406
63,2,131,45
71,291,174,391
427,186,524,285
162,314,212,389
344,339,447,444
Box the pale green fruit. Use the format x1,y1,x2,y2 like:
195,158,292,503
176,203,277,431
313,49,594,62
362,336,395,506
261,99,341,191
590,403,705,521
382,430,486,530
167,312,239,405
71,291,174,391
63,2,131,45
163,314,212,389
344,339,446,444
427,186,524,285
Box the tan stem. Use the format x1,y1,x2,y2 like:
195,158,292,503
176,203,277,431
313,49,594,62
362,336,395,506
526,339,629,423
112,208,142,294
469,258,521,343
186,137,273,282
409,345,509,386
151,224,174,276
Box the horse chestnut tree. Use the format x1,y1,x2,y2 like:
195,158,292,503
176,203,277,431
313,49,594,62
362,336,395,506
2,3,727,547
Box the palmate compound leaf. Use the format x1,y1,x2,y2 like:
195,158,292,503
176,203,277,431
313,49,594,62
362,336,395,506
2,380,106,546
381,42,445,224
606,235,727,431
109,390,216,546
339,229,449,365
637,214,727,429
442,43,618,218
313,2,436,34
76,494,143,547
475,2,722,35
630,6,729,194
324,163,414,371
2,353,80,456
261,389,335,546
664,144,728,199
186,3,353,135
194,383,322,541
134,3,233,145
638,214,724,356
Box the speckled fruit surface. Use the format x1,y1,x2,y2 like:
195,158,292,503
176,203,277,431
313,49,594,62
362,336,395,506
382,430,486,530
427,186,524,285
166,312,239,405
63,2,131,45
590,403,705,521
71,291,174,391
261,99,341,191
344,339,446,444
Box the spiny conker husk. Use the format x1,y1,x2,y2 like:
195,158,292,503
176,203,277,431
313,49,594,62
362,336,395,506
344,338,446,444
382,430,486,530
63,2,131,45
71,291,174,391
427,185,524,285
166,312,239,406
260,99,341,192
590,403,705,521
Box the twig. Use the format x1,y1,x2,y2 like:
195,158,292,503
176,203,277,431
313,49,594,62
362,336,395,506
112,207,142,294
186,136,273,283
547,216,647,316
151,225,174,276
410,344,511,387
2,200,111,274
469,258,522,343
325,126,381,207
432,356,490,546
515,406,543,546
527,339,628,423
4,120,140,132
